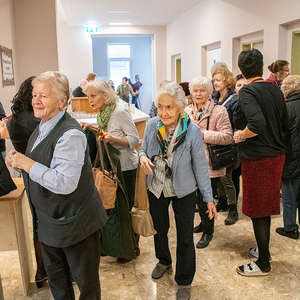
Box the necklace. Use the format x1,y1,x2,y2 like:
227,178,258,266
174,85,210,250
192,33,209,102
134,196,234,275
250,77,264,83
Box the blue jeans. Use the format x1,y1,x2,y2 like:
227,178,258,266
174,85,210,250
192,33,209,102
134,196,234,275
282,178,300,231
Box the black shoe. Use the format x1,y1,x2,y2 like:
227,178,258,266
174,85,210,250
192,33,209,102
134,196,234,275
196,233,213,249
276,227,299,239
216,197,228,212
151,263,171,279
193,223,203,233
35,275,48,288
224,204,238,225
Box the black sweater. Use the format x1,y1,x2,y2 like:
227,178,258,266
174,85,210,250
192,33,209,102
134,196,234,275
233,82,288,160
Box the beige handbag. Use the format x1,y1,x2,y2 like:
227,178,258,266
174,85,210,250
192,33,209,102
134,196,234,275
131,166,157,237
92,137,117,210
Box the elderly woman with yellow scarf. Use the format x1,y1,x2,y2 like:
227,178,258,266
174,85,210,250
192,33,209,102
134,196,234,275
139,81,217,300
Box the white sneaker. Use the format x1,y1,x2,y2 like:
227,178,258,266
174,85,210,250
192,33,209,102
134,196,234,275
249,247,259,258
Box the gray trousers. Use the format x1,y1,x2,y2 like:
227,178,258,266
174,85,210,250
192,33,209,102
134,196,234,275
41,230,101,300
218,166,237,205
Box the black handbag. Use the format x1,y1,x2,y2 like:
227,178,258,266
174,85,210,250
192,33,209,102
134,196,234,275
206,115,237,170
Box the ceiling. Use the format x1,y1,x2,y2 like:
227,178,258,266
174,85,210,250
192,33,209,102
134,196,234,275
57,0,204,26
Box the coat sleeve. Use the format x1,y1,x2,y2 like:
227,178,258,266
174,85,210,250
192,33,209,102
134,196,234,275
190,124,213,202
203,106,233,145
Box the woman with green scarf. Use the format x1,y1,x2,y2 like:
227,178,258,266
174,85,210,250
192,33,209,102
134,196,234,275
81,79,139,263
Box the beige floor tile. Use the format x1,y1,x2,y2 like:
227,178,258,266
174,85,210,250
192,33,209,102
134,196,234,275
1,196,300,299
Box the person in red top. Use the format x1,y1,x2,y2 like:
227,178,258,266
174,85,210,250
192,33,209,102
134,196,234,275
265,60,289,88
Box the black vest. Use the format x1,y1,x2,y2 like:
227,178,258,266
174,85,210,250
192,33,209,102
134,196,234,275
23,111,107,247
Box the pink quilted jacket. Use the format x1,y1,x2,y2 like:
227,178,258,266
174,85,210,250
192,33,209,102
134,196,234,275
185,100,233,178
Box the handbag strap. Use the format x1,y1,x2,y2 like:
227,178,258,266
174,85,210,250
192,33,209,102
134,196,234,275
221,94,234,107
206,115,211,147
94,136,117,174
134,166,149,209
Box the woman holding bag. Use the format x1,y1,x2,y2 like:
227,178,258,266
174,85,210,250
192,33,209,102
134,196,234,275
139,81,217,300
80,79,140,263
185,77,232,249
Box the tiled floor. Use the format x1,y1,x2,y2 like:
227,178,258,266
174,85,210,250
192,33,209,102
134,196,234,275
1,194,300,300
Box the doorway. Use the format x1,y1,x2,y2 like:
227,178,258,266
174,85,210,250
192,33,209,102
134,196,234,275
291,30,300,75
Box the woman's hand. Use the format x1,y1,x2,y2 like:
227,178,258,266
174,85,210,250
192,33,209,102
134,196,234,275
5,149,35,173
234,130,244,144
103,132,115,143
80,122,97,131
140,155,154,175
206,201,218,220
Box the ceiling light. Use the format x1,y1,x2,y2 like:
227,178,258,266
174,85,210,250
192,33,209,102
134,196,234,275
109,23,132,26
107,11,130,13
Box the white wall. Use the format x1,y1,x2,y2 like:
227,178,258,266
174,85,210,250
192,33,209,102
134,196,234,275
56,23,166,113
166,0,300,81
13,0,59,87
0,0,17,175
0,0,16,116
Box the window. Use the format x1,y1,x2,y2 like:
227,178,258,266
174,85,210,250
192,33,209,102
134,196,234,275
107,44,131,87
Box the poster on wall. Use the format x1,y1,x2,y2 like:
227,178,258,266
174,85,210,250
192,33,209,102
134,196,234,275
0,45,15,87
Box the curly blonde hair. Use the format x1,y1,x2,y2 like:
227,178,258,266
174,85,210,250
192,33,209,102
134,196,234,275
212,68,236,89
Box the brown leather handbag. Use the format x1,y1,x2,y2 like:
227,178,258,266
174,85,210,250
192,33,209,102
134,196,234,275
131,166,157,237
92,137,117,210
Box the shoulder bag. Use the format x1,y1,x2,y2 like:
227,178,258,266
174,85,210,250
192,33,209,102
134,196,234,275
92,136,118,209
131,166,157,237
206,115,237,170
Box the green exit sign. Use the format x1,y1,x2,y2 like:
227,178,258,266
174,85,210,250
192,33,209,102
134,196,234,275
86,25,98,33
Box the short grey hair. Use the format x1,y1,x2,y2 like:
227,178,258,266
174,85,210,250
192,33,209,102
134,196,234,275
32,71,70,105
155,81,187,109
210,61,228,76
83,79,119,105
189,77,213,95
281,75,300,98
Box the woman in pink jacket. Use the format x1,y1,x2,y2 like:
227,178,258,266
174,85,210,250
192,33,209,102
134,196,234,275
185,77,232,249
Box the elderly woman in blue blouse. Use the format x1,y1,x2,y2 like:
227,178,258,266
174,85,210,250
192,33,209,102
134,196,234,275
6,71,107,300
139,82,217,300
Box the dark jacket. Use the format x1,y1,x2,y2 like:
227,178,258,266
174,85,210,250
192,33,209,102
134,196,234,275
0,102,6,152
72,86,87,98
88,131,136,259
6,110,40,154
282,93,300,179
212,88,238,130
0,154,16,196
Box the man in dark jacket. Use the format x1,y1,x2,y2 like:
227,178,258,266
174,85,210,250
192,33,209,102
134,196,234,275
276,75,300,240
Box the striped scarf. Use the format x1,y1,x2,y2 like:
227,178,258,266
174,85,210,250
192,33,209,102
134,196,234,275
157,111,190,157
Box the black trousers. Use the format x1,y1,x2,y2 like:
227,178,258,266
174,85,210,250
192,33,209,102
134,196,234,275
148,190,197,286
41,230,101,300
197,177,220,235
122,169,139,245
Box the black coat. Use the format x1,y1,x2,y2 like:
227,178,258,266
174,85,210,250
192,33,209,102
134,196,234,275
0,102,6,152
282,93,300,180
0,154,16,196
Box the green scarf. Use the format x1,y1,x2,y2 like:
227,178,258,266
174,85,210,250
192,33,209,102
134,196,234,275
97,103,116,132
